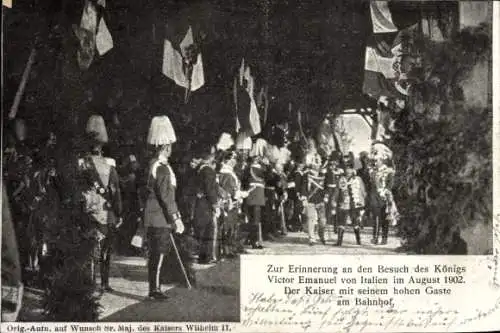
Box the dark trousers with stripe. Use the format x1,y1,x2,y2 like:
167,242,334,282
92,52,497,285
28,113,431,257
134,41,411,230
147,227,173,292
99,234,114,287
372,204,389,241
248,205,263,245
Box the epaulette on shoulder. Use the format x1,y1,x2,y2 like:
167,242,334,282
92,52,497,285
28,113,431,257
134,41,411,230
105,157,116,167
151,160,165,179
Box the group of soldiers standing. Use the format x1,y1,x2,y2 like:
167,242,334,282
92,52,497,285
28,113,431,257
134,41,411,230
3,113,398,300
184,131,399,261
293,147,398,247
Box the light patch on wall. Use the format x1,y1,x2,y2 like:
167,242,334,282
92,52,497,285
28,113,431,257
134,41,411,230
335,114,373,168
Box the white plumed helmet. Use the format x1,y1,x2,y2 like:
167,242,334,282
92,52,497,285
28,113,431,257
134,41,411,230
147,115,177,146
86,115,108,143
250,138,267,157
371,142,393,161
235,132,252,150
216,132,234,151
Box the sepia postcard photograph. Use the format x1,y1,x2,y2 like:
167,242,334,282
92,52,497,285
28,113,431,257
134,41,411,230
1,0,499,331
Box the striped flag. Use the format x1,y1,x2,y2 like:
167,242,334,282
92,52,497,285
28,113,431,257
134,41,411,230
162,26,205,93
234,59,261,136
73,0,113,70
363,1,419,99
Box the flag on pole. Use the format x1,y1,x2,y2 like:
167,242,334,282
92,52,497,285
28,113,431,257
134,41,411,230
234,59,261,136
162,26,205,94
363,1,420,99
73,0,113,70
256,86,269,126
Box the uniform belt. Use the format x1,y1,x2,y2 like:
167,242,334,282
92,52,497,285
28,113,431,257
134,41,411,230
250,183,264,188
265,186,275,190
287,182,296,188
327,184,337,188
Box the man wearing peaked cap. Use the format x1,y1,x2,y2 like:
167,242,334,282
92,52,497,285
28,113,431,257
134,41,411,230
242,140,268,249
142,116,186,299
193,144,220,264
79,115,122,293
325,151,344,235
336,165,366,247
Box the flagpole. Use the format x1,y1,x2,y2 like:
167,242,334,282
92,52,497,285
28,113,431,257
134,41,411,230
9,47,37,120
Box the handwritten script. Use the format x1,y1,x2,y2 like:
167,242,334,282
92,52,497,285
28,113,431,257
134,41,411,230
242,292,500,332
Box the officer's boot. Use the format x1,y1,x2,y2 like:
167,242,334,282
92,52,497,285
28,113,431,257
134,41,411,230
148,257,156,293
148,254,168,300
336,228,344,246
100,260,107,291
354,227,361,245
381,220,389,245
252,224,264,249
319,226,326,245
99,249,110,292
371,218,379,245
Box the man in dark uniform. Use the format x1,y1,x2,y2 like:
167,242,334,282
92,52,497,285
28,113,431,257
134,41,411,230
357,151,371,230
143,116,185,299
218,150,248,257
291,161,305,232
325,152,344,235
263,164,280,240
118,154,144,255
79,115,123,293
194,147,220,264
274,163,289,236
243,145,267,249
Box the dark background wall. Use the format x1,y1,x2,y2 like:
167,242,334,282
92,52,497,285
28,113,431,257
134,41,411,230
2,0,373,146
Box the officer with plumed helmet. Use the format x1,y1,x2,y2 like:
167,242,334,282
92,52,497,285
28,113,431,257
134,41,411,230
78,115,122,293
143,115,185,299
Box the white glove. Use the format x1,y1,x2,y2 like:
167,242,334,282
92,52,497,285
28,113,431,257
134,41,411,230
116,217,124,229
236,190,249,199
174,219,185,234
131,235,143,248
214,207,221,219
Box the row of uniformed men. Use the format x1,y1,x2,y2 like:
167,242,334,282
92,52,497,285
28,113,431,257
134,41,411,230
79,114,396,298
291,149,396,247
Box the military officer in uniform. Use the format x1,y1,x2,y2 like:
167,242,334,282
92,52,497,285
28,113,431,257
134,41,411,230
263,163,280,240
78,115,123,293
325,151,344,235
357,151,372,229
218,150,248,257
194,147,221,264
290,161,305,232
369,145,395,245
300,152,327,245
143,116,185,299
336,160,367,246
243,139,267,249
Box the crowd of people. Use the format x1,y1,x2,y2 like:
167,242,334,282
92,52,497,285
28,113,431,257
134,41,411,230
2,114,398,300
